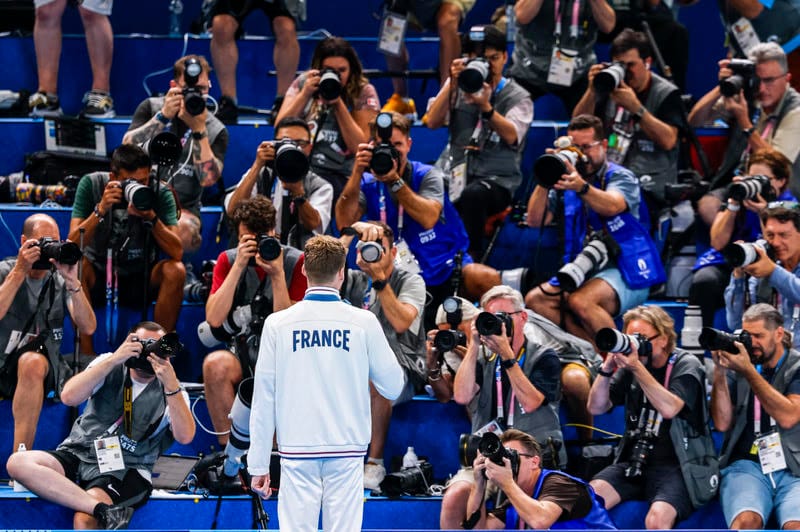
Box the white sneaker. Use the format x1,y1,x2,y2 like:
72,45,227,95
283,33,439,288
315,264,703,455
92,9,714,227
363,462,386,491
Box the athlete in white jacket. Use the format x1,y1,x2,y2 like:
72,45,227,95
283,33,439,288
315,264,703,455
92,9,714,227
248,235,404,531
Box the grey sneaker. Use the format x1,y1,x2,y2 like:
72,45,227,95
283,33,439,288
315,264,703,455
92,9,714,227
28,91,62,117
97,505,133,530
81,90,116,118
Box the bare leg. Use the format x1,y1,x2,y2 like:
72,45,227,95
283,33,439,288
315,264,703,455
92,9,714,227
561,364,593,442
78,6,113,92
79,257,97,356
272,16,299,97
33,0,68,94
210,14,240,99
178,211,202,255
436,3,463,86
73,487,113,530
12,351,49,451
367,382,392,461
202,350,242,446
567,278,619,342
460,262,500,302
589,479,621,510
524,283,563,325
386,44,409,97
730,511,764,530
440,481,472,529
644,500,678,530
151,259,186,332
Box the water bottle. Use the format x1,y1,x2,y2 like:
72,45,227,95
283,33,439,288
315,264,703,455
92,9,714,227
681,305,703,353
13,444,27,492
402,446,418,469
168,0,183,37
505,3,517,42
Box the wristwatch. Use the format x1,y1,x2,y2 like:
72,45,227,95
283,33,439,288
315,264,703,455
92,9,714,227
500,358,517,370
481,106,495,120
632,105,646,122
154,111,170,125
191,130,208,140
341,227,359,236
292,194,307,206
372,279,388,291
742,126,756,138
578,182,591,196
389,179,405,193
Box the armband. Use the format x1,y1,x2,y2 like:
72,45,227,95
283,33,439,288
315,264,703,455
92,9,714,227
598,368,614,378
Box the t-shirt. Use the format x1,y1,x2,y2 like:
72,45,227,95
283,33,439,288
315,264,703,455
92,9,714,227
547,162,642,221
491,471,594,524
477,348,562,412
210,249,308,302
357,163,444,222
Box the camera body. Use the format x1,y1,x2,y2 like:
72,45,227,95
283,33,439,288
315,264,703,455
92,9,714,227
722,238,773,268
458,57,490,94
197,294,273,348
595,328,653,356
556,236,609,292
624,429,656,478
120,179,156,211
719,58,757,99
479,432,521,478
370,112,400,176
318,68,342,101
663,170,710,205
182,57,206,116
379,461,434,498
184,259,216,302
125,332,183,374
593,62,627,95
533,137,588,188
433,329,467,352
272,138,310,183
31,237,82,270
357,240,384,263
475,311,514,337
727,175,775,203
699,326,753,355
248,235,282,266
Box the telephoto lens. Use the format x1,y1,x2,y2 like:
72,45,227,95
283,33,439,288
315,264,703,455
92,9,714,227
121,179,155,211
533,149,580,188
257,235,282,261
370,113,399,176
357,240,383,263
595,328,652,356
475,311,514,337
318,68,342,100
556,238,609,292
33,238,82,269
698,327,752,354
727,175,773,202
593,62,626,95
273,139,310,183
458,58,490,94
722,239,769,268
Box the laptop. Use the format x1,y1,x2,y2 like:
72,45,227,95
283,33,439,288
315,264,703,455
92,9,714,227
43,117,107,157
151,455,200,490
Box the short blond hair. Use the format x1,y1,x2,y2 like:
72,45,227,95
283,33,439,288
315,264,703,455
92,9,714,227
622,305,677,354
304,236,346,284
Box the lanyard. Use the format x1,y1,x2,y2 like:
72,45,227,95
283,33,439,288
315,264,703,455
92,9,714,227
554,0,581,42
123,369,134,437
494,347,527,427
377,186,405,238
638,354,677,435
754,355,785,434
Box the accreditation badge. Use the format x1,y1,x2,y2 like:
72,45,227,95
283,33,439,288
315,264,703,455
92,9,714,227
547,48,578,87
755,430,787,475
95,436,125,473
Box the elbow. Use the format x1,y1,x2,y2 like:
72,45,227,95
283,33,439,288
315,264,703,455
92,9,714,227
453,387,474,406
60,387,83,407
175,426,196,445
777,416,800,431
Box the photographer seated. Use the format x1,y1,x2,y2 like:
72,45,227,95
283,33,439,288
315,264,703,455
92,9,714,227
442,285,566,529
588,305,715,529
69,145,185,354
339,221,426,490
6,321,194,530
710,304,800,530
692,148,795,328
0,214,95,457
225,116,333,248
525,114,664,346
424,24,533,259
573,28,684,213
689,42,800,227
122,54,228,255
201,196,307,480
461,429,615,530
725,203,800,347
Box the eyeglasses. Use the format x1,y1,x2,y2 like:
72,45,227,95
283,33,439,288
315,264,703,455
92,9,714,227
291,139,311,147
756,74,787,86
574,141,601,152
518,453,537,458
484,53,504,63
767,200,800,210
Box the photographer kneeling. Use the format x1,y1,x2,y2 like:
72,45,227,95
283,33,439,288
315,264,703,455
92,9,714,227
588,305,717,529
200,196,307,482
462,429,615,530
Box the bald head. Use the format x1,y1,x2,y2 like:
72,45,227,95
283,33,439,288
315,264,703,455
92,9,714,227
22,214,59,240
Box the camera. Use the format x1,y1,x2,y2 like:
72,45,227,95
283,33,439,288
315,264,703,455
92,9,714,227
459,433,482,468
663,170,710,205
120,179,156,211
318,68,342,101
727,175,775,203
478,432,521,478
272,138,310,183
357,240,384,263
250,234,281,265
458,57,490,94
593,62,626,95
182,57,206,116
379,461,434,498
31,237,82,270
595,328,653,356
556,237,609,292
719,58,756,98
433,329,467,352
248,293,272,336
533,137,588,188
624,431,656,478
197,294,273,348
722,238,772,268
698,326,752,355
125,332,183,375
370,112,400,176
475,311,514,337
184,259,216,303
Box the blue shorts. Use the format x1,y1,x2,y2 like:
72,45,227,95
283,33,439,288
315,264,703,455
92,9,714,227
721,459,800,527
593,266,649,317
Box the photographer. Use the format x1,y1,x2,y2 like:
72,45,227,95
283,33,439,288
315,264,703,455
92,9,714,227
339,221,426,491
525,114,664,345
276,37,380,201
710,303,800,529
689,43,800,226
692,149,795,328
573,28,684,211
442,285,566,529
462,429,614,530
724,203,800,347
426,296,481,403
201,196,306,478
0,214,95,456
225,116,333,247
123,54,228,254
425,24,533,259
6,321,194,530
336,111,474,330
588,305,712,529
68,145,185,354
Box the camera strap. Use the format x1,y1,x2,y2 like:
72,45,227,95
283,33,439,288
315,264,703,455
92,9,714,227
638,353,677,436
18,271,55,344
494,347,527,427
121,367,166,441
753,356,785,435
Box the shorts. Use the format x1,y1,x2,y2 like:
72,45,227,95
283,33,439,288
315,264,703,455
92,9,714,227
408,0,476,31
47,449,153,508
720,459,800,527
88,264,157,309
444,466,498,497
393,371,416,406
593,266,649,317
35,0,113,15
0,350,56,400
593,461,694,521
211,0,300,38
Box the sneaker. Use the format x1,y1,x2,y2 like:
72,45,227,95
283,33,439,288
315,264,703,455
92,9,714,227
80,90,116,119
216,95,238,125
363,462,386,491
382,93,417,121
97,505,133,530
28,91,62,117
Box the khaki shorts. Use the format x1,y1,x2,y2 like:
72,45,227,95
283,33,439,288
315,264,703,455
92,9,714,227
35,0,112,16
